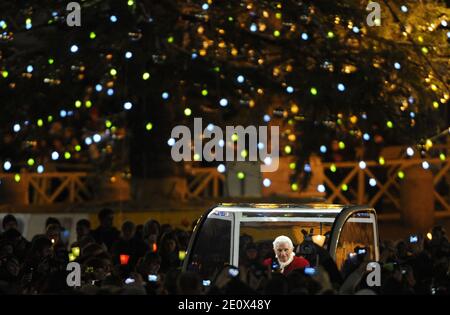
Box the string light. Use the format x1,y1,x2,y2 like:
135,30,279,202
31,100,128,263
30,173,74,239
217,164,226,173
3,161,12,171
70,45,79,53
263,178,271,187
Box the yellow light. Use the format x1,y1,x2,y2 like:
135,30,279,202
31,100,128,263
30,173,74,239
240,150,248,158
291,104,299,114
350,115,358,124
178,250,186,261
193,153,201,161
14,174,21,183
37,119,44,127
418,36,424,43
75,145,81,152
89,32,96,39
75,100,82,108
85,100,92,108
425,139,433,150
386,121,393,128
433,101,439,109
288,134,296,142
310,87,318,95
397,171,405,179
47,116,53,122
284,145,292,154
338,141,345,150
291,183,298,191
231,48,238,56
231,133,239,142
105,120,112,128
274,30,281,37
110,68,117,76
201,89,208,96
184,108,192,116
431,84,438,92
27,158,35,166
341,184,348,191
426,232,432,240
197,26,204,34
142,72,150,80
379,156,385,165
1,70,8,78
167,36,174,43
146,122,153,131
68,253,76,262
421,47,428,54
327,31,335,38
64,152,71,160
439,153,446,161
289,162,296,170
127,0,134,6
330,164,337,173
237,172,245,180
275,13,282,19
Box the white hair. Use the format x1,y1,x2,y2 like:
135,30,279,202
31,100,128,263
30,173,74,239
273,235,294,249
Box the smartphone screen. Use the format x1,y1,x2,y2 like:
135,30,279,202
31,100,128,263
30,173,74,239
202,280,211,287
148,275,158,282
304,267,316,276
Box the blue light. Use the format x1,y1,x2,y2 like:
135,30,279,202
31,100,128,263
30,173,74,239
37,165,44,174
219,98,228,107
110,15,118,23
167,138,176,146
107,88,114,96
408,96,414,104
125,51,133,59
27,65,34,73
301,33,309,40
237,75,245,83
191,53,198,59
60,110,67,118
361,113,368,120
162,92,169,100
51,151,59,161
218,139,225,147
410,112,415,118
304,164,312,172
202,3,209,10
13,124,21,133
93,134,101,143
286,86,294,94
124,101,133,110
52,12,58,17
250,23,258,32
320,145,327,153
337,83,345,92
263,114,271,122
0,21,6,29
394,62,401,70
26,22,32,30
85,137,93,146
95,84,103,92
70,45,78,53
363,133,371,141
352,26,360,33
207,124,214,132
3,161,12,171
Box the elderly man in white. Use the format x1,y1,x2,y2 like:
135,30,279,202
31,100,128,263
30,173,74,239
264,235,310,275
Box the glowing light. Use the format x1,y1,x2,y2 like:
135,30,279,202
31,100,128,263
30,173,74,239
60,110,67,118
0,20,6,29
37,119,44,127
27,158,35,166
162,92,169,100
93,134,101,143
193,153,200,161
146,123,153,131
250,23,257,32
85,100,92,108
440,153,446,161
107,88,114,96
237,172,245,180
286,86,294,94
237,75,245,83
207,124,214,132
201,89,208,96
386,121,394,128
64,152,71,160
70,45,78,53
3,161,12,171
14,174,21,183
75,100,82,108
397,171,405,179
406,147,414,157
37,165,44,174
338,141,345,150
85,137,92,145
369,178,377,187
310,87,318,95
263,178,271,187
27,65,34,73
379,156,385,165
330,164,337,173
1,71,8,78
127,0,134,6
75,145,81,152
95,84,103,92
304,164,311,172
110,68,117,76
327,31,335,38
359,161,366,169
48,58,54,65
291,183,299,191
13,124,21,133
289,163,296,170
264,157,272,166
219,98,228,107
123,102,133,110
142,72,150,80
167,138,176,146
320,145,327,153
217,164,226,173
51,152,59,160
394,62,401,70
273,30,281,37
337,83,345,92
25,18,32,30
184,108,192,116
263,114,271,122
352,26,360,33
258,142,265,150
89,32,96,39
427,233,432,240
110,15,118,23
363,133,370,141
241,150,248,158
301,33,309,40
284,146,292,154
401,5,408,12
231,133,239,142
422,161,430,170
317,184,326,193
202,3,209,10
218,139,225,147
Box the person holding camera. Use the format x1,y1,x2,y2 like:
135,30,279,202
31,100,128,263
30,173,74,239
263,235,310,275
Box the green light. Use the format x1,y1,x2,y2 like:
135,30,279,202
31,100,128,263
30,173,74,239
275,13,282,19
274,30,281,37
291,183,298,191
201,89,208,96
289,162,296,170
111,126,117,133
27,158,35,166
48,58,54,65
386,121,393,128
231,133,239,142
146,122,153,131
75,100,82,108
142,72,150,80
338,141,345,149
327,31,335,38
75,145,81,152
237,172,245,180
1,71,8,78
228,17,234,22
184,108,192,116
241,150,248,158
397,171,405,179
167,36,174,43
68,253,76,262
337,119,343,125
85,100,92,108
213,66,220,72
330,164,337,173
14,174,21,183
64,152,71,160
310,87,318,95
37,119,44,127
1,22,6,30
439,153,446,161
341,184,348,191
127,0,134,6
284,145,292,154
105,120,112,128
110,68,117,76
89,32,96,39
47,116,53,122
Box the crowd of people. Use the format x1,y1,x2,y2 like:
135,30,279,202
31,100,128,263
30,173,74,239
0,208,449,295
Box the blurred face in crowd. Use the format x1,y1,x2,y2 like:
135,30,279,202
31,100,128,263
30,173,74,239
246,248,258,261
3,220,18,232
46,226,61,244
101,214,114,229
275,242,293,263
164,239,177,253
76,224,90,240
